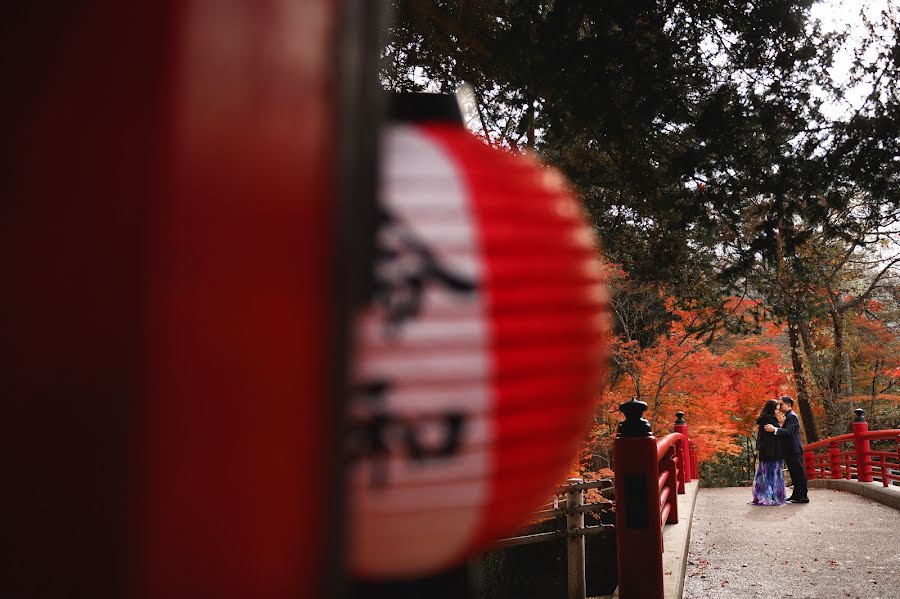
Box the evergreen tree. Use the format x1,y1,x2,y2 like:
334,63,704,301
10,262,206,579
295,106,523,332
382,0,900,440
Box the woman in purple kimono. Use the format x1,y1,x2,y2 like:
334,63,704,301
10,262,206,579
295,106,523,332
751,399,786,506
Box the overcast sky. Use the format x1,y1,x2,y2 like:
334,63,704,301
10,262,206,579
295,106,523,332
811,0,897,118
453,2,899,140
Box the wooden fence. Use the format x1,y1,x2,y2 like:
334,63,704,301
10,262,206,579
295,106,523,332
492,478,614,599
490,406,698,599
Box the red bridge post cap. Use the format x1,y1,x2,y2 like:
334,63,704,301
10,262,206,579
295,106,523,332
618,398,653,438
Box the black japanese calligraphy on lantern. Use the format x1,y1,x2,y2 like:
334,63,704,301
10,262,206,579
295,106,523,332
347,379,467,488
374,208,477,335
347,209,475,488
346,379,394,487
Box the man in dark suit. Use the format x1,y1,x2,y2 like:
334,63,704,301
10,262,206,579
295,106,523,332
764,396,809,503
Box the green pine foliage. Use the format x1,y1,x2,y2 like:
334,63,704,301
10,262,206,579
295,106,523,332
383,1,900,445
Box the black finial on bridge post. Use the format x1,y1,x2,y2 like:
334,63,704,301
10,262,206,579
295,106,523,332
617,398,653,438
853,408,866,422
675,411,686,425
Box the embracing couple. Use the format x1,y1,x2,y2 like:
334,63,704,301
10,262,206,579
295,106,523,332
751,395,809,506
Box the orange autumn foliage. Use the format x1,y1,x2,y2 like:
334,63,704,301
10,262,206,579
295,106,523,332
568,298,795,480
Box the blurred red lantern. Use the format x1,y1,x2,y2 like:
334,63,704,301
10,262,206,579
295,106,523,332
348,116,609,578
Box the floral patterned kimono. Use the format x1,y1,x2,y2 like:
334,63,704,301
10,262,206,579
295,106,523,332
752,414,786,506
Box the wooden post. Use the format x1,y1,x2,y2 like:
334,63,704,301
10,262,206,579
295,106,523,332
852,409,873,482
664,447,679,523
803,450,816,482
566,478,586,599
829,442,841,480
673,412,692,482
673,438,686,494
896,434,900,486
691,442,699,478
614,399,664,599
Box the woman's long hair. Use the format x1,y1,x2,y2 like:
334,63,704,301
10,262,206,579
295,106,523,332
759,399,779,419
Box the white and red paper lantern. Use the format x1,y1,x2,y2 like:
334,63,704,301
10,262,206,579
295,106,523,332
348,120,610,578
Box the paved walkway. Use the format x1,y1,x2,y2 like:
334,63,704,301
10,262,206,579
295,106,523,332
683,487,900,599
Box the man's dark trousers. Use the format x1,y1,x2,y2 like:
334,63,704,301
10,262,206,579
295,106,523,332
784,451,808,499
777,409,808,500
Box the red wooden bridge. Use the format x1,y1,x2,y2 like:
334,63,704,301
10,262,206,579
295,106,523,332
804,409,900,488
607,405,900,599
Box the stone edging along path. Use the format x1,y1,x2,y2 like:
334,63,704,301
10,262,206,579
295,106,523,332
662,480,701,599
808,478,900,511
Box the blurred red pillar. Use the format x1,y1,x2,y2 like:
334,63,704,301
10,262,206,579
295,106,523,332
3,2,350,597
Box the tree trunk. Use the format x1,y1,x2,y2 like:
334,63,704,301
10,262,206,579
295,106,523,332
787,317,820,443
797,318,823,395
843,351,853,397
824,307,846,434
797,319,818,374
525,98,535,150
828,308,844,392
837,294,853,408
775,200,819,443
870,357,881,427
797,313,842,435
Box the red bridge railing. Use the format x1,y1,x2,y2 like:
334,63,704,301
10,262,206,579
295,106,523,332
804,409,900,488
614,401,697,599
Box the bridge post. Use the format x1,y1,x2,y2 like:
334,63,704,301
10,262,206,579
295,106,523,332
829,441,841,480
804,450,816,482
663,446,680,523
691,442,699,478
674,411,692,483
852,409,874,482
672,441,686,496
565,478,586,599
614,398,664,599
